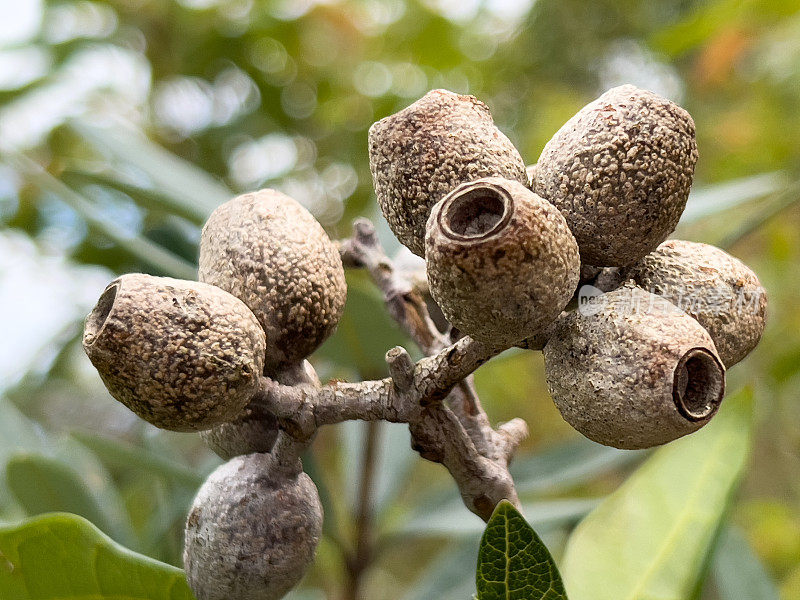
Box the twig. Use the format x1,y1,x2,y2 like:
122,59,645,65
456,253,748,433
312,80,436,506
344,421,381,600
271,219,529,520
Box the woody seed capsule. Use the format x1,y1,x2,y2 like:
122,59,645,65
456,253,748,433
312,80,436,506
543,285,726,449
425,177,580,347
199,189,347,369
369,89,527,256
83,274,265,432
533,85,698,266
627,239,767,366
184,453,322,600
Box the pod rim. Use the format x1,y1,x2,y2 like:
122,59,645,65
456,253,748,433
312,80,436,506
672,346,725,422
436,180,515,244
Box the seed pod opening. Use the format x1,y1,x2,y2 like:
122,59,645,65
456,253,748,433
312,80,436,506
426,177,580,347
533,85,698,267
83,274,266,432
200,360,320,460
543,285,725,449
184,453,322,600
369,89,527,256
627,239,767,367
199,189,347,368
673,347,725,421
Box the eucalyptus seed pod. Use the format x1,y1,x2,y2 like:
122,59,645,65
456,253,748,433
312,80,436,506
369,89,527,256
200,360,321,460
199,189,347,368
184,453,322,600
83,274,265,432
627,240,767,367
543,285,725,449
533,85,698,266
425,177,581,347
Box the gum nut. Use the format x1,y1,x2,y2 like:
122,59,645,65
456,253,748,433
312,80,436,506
369,89,527,256
82,274,265,432
199,189,347,368
184,453,322,600
425,177,581,347
201,360,321,460
627,239,767,366
533,84,698,266
543,285,725,449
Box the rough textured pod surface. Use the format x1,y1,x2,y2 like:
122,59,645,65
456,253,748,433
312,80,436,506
369,89,527,256
425,177,580,346
532,84,698,266
627,240,767,367
543,285,726,449
199,189,347,368
82,274,265,432
184,453,322,600
201,360,321,460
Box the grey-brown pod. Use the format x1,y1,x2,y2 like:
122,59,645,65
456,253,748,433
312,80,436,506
83,274,265,432
184,453,322,600
369,89,527,256
200,360,321,460
543,285,726,449
199,189,347,369
425,177,581,347
532,84,698,267
627,240,767,367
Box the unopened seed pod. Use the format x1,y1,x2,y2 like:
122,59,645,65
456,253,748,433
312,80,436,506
627,240,767,366
543,285,725,449
83,274,265,432
184,453,322,600
425,177,581,347
199,189,347,368
369,89,527,256
200,360,321,460
533,85,698,266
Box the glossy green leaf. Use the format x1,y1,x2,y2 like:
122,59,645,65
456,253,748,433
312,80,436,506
0,512,195,599
476,500,568,600
713,526,780,600
561,389,754,600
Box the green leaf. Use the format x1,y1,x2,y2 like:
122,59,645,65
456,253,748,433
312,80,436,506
713,526,780,600
0,512,195,599
510,438,642,495
70,120,231,221
476,500,568,600
71,431,206,489
401,498,598,538
679,172,786,225
561,388,755,600
7,153,197,280
402,540,479,600
6,452,134,549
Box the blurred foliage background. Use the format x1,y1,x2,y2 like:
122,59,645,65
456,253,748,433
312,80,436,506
0,0,799,598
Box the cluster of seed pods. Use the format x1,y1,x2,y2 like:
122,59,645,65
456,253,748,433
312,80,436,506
370,84,766,449
82,84,766,600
